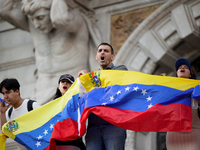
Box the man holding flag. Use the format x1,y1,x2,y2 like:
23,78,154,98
1,58,200,149
78,42,128,150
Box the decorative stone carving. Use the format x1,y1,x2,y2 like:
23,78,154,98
114,0,200,75
192,1,200,28
153,17,181,49
0,0,102,104
0,57,35,71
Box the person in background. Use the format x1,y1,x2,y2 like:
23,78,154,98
166,58,200,150
53,74,85,150
0,78,41,150
78,43,127,150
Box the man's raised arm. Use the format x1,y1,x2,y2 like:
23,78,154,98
0,0,29,31
50,0,83,32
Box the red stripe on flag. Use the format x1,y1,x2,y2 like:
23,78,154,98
81,103,192,132
49,118,79,150
47,103,192,150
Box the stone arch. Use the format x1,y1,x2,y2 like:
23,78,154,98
113,0,200,76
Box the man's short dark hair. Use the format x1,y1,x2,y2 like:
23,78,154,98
0,78,20,93
97,43,114,54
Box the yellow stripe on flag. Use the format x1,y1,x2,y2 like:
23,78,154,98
2,80,79,137
0,134,7,150
79,70,200,92
2,70,200,142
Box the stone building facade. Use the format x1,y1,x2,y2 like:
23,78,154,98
0,0,200,149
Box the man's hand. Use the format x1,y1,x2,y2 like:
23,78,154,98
0,98,10,114
77,70,88,77
0,98,10,129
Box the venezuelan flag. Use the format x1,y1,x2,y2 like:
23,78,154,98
1,70,200,150
0,134,7,150
2,80,81,150
78,70,200,133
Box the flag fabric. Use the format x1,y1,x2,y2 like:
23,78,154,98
1,70,200,150
0,134,7,150
78,70,200,132
2,80,81,150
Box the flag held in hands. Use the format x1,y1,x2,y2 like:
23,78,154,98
0,134,7,150
1,70,200,150
78,70,200,132
2,80,81,150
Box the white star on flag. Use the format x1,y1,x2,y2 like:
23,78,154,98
50,124,54,130
116,90,121,95
102,103,107,106
37,135,43,140
133,86,139,91
35,141,41,147
43,129,48,135
125,86,131,91
110,96,114,101
141,89,147,95
146,96,152,102
148,103,153,109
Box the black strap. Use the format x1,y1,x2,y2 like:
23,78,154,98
8,107,13,118
27,100,35,111
8,99,36,118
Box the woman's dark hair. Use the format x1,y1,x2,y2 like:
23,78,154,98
0,78,20,93
53,88,62,100
54,74,74,100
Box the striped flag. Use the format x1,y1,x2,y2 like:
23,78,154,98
1,70,200,150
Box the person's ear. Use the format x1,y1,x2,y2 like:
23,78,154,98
95,54,98,60
15,89,20,95
111,54,115,61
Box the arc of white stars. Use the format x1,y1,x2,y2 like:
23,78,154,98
50,124,54,130
125,86,131,91
116,90,121,95
37,135,43,140
133,86,139,91
110,96,114,101
43,129,48,136
148,103,153,109
146,96,152,102
141,89,147,95
35,141,41,147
